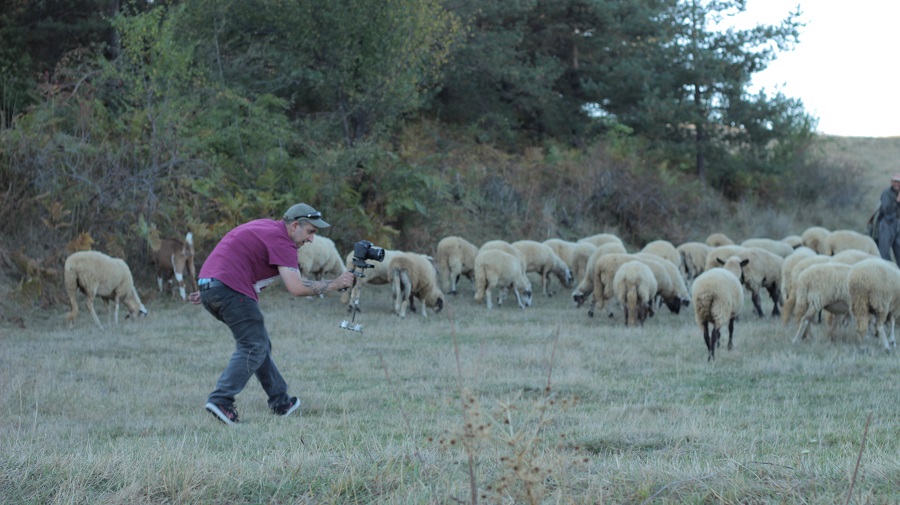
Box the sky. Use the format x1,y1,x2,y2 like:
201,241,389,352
730,0,900,137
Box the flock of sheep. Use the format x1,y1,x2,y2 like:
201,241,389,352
63,224,900,361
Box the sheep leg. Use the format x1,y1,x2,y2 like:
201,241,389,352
85,293,104,330
750,290,764,318
792,317,811,344
876,320,892,353
484,284,494,310
766,283,781,317
727,317,735,350
513,288,525,309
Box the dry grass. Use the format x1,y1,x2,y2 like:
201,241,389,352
2,278,899,504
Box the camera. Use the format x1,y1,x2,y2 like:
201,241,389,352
351,240,385,270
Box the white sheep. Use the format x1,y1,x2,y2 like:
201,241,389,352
435,236,479,295
64,250,148,329
640,240,681,267
691,255,748,361
474,249,533,309
705,233,734,247
478,240,527,270
782,235,803,249
388,252,445,318
341,249,401,313
779,247,818,311
741,238,794,258
780,254,832,324
543,238,577,269
577,233,624,248
848,257,900,352
634,252,691,314
800,226,831,254
790,262,853,343
705,245,784,318
570,242,599,287
512,240,573,296
822,229,879,256
676,241,712,287
297,236,346,284
613,260,657,327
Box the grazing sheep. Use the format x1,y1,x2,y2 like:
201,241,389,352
706,245,784,318
571,249,631,313
822,229,879,256
474,249,533,309
543,238,577,269
435,236,479,295
342,249,402,312
613,261,657,327
640,240,681,267
741,238,794,258
780,254,832,324
634,252,691,314
676,241,712,287
512,240,573,296
65,250,148,329
779,247,818,309
478,240,527,270
705,233,734,247
782,235,803,249
570,242,599,288
691,256,748,361
801,226,831,254
575,252,672,318
297,236,346,283
848,258,900,352
152,232,197,301
791,262,853,343
388,252,445,318
577,233,624,248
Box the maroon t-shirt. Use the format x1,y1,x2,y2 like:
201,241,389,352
198,219,299,301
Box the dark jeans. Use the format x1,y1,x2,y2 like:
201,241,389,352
878,220,900,267
201,285,291,410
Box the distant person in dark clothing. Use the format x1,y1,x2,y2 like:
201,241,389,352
190,203,355,425
878,174,900,267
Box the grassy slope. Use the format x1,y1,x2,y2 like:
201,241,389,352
2,280,898,504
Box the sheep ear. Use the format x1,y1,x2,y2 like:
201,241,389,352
740,259,750,267
716,257,724,265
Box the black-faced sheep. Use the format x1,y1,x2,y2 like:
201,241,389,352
848,257,900,352
388,252,444,318
705,233,734,247
435,236,479,295
473,249,533,309
741,238,794,258
800,226,831,254
790,262,853,343
691,256,748,361
634,252,691,314
822,229,879,256
152,232,197,301
512,240,573,296
676,241,712,287
613,260,657,327
705,245,784,318
297,236,346,284
65,250,148,329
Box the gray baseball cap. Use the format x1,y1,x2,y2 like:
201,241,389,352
284,203,330,228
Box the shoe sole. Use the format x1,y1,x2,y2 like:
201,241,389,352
278,399,301,417
205,402,237,425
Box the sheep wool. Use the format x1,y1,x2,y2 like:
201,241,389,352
297,236,346,286
790,262,853,343
65,250,147,329
512,240,573,296
474,249,533,309
388,252,445,318
613,261,657,327
849,258,900,352
435,236,479,295
691,255,747,361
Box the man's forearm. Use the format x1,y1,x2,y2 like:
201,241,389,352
302,278,334,296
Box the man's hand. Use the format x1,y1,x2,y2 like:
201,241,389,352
189,291,201,305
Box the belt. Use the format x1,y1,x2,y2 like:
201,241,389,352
198,278,226,290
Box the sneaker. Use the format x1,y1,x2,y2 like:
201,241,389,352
206,402,239,425
273,396,301,417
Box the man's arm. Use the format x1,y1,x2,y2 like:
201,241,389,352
278,265,354,296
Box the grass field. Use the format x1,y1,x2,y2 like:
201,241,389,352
2,277,899,504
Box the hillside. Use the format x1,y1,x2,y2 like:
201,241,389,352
817,135,900,200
